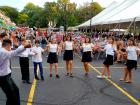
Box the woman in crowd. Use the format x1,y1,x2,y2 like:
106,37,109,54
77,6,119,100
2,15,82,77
63,35,74,77
120,37,140,83
47,38,60,78
116,40,127,63
97,37,116,79
81,37,94,76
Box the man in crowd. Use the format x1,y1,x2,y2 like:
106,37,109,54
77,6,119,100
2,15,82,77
0,38,31,105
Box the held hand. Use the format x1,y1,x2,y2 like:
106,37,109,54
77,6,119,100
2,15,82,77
24,44,31,48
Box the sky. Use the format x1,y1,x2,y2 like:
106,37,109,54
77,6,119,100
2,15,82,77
0,0,123,11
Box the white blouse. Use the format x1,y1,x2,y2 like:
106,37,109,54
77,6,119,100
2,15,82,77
82,43,94,52
65,41,73,50
31,46,44,62
127,46,140,61
104,44,116,56
49,44,58,53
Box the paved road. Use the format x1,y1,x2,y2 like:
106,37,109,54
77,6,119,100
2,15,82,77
0,54,140,105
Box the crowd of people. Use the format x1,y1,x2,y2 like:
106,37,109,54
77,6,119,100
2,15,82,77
0,27,140,105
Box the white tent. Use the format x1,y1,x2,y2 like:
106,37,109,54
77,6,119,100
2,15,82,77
110,29,126,32
100,0,140,24
92,0,138,25
77,1,119,27
78,0,140,28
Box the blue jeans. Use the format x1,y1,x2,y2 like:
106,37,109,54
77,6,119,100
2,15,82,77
33,62,44,78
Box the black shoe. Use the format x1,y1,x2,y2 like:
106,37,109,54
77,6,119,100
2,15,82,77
22,80,26,83
66,73,69,76
85,73,88,76
26,81,32,84
56,75,60,79
70,73,74,78
35,76,40,80
41,77,44,81
50,74,52,77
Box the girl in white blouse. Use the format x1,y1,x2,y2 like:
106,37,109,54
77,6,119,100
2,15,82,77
81,37,94,76
97,37,116,79
47,38,60,78
120,38,140,83
63,35,75,77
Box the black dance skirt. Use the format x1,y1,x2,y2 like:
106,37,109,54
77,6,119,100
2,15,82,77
63,50,73,60
126,60,137,70
81,51,92,62
103,55,114,65
47,52,58,64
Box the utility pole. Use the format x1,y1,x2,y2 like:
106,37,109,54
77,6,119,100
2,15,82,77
64,3,68,32
90,0,93,34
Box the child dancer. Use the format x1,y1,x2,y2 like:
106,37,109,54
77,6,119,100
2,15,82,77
63,35,74,77
31,40,45,80
97,37,116,79
120,38,140,83
81,37,94,76
47,38,60,78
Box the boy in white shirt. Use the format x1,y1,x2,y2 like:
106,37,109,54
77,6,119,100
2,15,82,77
31,40,45,80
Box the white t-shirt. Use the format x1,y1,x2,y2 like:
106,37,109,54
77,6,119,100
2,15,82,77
127,46,140,61
49,44,58,53
18,45,32,57
65,41,73,50
0,41,2,48
51,34,56,40
31,46,44,62
82,43,94,52
104,44,116,56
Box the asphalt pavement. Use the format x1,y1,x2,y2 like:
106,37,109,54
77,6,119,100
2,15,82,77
0,54,140,105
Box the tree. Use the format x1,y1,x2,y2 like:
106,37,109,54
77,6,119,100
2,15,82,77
0,6,19,23
0,1,103,28
68,14,78,26
22,3,44,27
44,2,59,26
75,2,103,25
57,0,77,30
17,13,29,24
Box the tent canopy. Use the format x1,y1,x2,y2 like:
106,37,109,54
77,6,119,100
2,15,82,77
77,1,118,27
110,29,126,32
78,0,140,28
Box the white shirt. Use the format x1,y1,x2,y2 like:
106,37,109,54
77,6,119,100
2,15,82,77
82,43,94,52
65,41,73,50
31,46,44,62
104,44,116,56
127,46,140,60
0,41,2,48
49,44,58,53
0,46,25,76
51,34,56,40
18,45,32,57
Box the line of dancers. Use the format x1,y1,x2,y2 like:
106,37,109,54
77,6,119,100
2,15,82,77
18,35,140,84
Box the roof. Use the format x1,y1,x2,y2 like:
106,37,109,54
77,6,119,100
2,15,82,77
78,0,140,27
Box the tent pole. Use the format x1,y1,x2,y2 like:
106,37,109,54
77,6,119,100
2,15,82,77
119,22,121,35
109,24,110,31
100,24,102,33
134,18,136,35
105,25,108,32
114,23,119,29
126,17,136,34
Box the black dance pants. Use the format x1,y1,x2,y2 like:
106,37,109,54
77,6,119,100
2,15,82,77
19,57,30,81
0,74,20,105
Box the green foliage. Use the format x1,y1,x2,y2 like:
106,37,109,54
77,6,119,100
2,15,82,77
0,6,19,23
17,13,29,24
0,1,103,28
